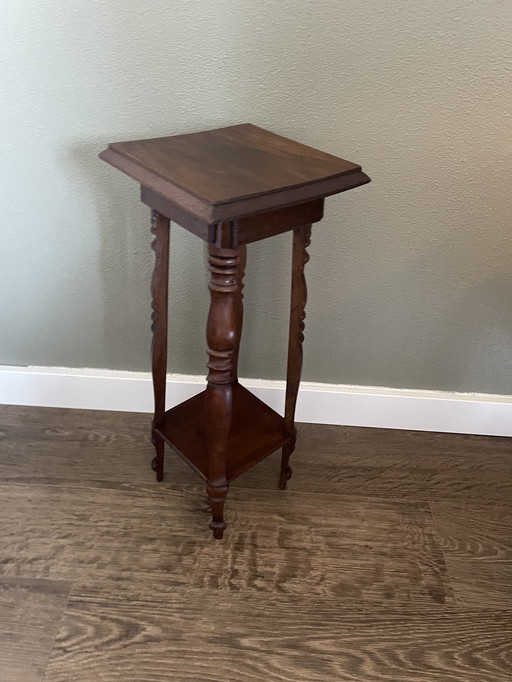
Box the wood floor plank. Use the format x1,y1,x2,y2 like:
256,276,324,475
42,588,512,682
431,501,512,609
235,425,512,501
2,404,511,680
0,481,452,605
441,559,512,610
0,578,70,682
0,405,152,485
431,501,512,561
2,405,511,502
294,422,512,465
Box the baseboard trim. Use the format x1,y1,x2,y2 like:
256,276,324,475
1,365,511,437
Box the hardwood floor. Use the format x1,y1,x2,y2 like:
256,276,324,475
0,578,70,681
0,404,511,681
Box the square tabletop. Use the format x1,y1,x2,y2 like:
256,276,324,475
100,123,369,222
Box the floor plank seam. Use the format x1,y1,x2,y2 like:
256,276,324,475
40,583,72,682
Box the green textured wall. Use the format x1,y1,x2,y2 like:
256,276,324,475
2,0,512,393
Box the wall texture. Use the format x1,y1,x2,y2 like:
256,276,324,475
2,0,512,393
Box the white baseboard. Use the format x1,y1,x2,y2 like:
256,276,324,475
1,365,511,437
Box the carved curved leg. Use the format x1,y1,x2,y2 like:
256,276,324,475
150,209,170,482
280,224,312,490
205,245,243,539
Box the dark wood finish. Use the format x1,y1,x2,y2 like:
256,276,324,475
1,404,512,680
280,224,312,489
142,185,324,246
141,185,210,242
99,124,370,537
154,384,288,482
235,197,323,245
204,246,241,537
149,210,170,482
100,124,370,224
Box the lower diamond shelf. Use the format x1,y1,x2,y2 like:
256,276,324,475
155,383,289,482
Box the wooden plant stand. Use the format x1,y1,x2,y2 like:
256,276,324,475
100,124,370,538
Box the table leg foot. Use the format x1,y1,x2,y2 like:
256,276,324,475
208,484,227,539
210,523,225,540
151,432,165,482
279,441,294,490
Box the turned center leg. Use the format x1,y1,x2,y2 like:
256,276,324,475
205,245,245,539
